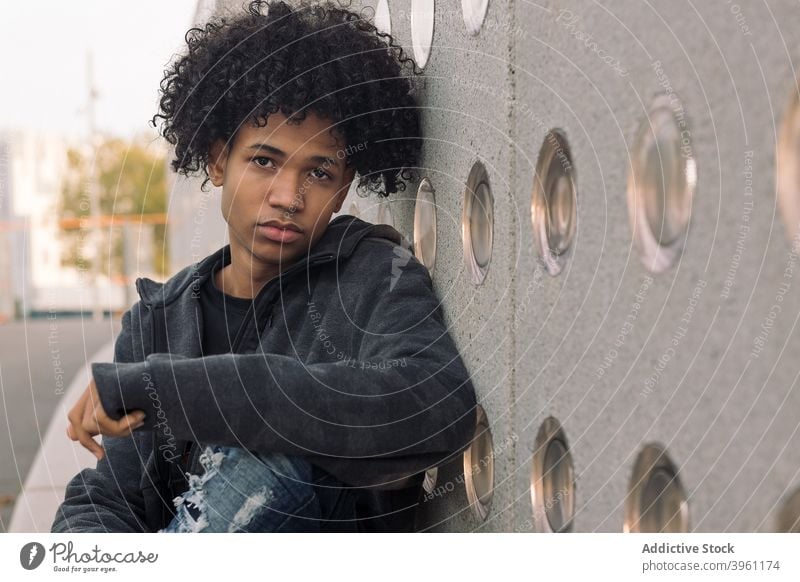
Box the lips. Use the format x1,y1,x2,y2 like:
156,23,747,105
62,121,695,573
258,219,303,232
256,220,303,244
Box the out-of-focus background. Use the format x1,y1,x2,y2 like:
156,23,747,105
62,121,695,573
0,0,206,531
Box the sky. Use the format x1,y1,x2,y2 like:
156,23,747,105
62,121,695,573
0,0,200,140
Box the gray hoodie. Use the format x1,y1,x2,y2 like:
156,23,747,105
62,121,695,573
51,215,477,532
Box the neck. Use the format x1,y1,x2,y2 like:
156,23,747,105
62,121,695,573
216,244,284,299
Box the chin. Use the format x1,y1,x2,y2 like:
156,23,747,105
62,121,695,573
252,244,301,264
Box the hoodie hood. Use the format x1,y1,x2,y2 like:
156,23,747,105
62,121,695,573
135,214,409,307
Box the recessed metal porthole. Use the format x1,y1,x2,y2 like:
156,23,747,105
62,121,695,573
531,129,578,277
624,443,690,533
777,83,800,250
375,0,392,35
627,93,697,274
461,0,489,35
413,177,437,273
462,161,494,285
463,404,494,521
410,0,435,69
530,417,576,532
777,486,800,532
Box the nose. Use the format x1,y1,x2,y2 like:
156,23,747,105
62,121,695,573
267,168,304,214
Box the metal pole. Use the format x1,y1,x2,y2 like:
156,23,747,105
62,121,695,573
86,51,103,321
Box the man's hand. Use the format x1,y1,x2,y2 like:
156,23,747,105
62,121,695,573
66,378,146,461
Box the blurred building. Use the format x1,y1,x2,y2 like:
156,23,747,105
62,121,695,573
0,130,85,319
0,137,13,321
0,130,164,318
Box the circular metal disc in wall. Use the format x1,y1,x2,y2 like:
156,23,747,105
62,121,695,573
375,0,391,35
413,177,437,273
624,443,689,533
462,161,494,285
627,93,696,274
461,0,489,35
530,416,576,532
463,404,494,521
777,84,800,251
531,129,577,277
410,0,434,69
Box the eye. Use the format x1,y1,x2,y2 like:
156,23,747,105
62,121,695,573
252,156,275,169
310,167,331,180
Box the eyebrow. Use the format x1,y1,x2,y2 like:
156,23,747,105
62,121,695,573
246,142,339,167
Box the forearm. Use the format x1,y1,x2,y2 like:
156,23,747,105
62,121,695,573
91,351,476,461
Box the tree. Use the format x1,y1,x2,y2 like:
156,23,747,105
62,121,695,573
58,137,169,278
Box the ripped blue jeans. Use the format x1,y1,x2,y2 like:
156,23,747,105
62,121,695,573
158,445,360,533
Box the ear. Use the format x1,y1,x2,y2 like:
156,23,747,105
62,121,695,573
207,138,228,187
333,165,357,214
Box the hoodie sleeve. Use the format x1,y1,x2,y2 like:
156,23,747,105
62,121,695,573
91,247,478,487
51,305,150,532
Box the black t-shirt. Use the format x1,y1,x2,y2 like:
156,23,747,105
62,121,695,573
199,255,254,356
179,254,254,472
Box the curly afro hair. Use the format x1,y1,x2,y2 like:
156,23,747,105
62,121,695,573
151,0,423,197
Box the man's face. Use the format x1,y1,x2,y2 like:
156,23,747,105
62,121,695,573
208,111,356,272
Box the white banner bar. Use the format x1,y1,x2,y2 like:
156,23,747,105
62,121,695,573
2,533,798,581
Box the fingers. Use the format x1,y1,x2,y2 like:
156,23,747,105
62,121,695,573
83,398,147,438
119,410,147,435
85,378,135,436
93,409,147,438
66,388,90,444
65,380,147,461
74,410,105,461
79,430,104,461
66,383,103,460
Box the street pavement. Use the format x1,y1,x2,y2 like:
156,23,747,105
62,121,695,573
0,316,119,532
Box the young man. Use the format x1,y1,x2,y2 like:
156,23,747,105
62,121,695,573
51,0,477,532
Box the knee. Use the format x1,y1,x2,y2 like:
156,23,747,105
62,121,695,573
170,446,322,532
210,446,314,481
216,447,318,505
253,451,315,483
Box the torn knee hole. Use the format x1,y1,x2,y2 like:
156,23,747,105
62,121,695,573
227,485,275,532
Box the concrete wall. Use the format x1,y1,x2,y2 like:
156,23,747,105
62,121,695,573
209,0,800,532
